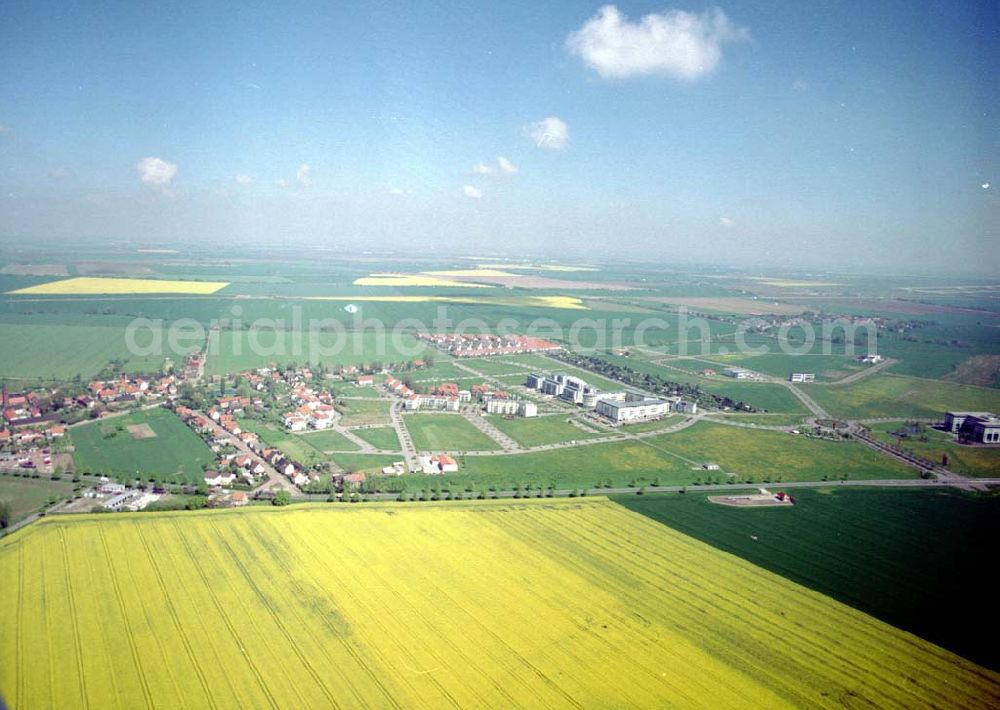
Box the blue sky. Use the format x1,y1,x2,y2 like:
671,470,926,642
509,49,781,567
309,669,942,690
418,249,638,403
0,1,996,271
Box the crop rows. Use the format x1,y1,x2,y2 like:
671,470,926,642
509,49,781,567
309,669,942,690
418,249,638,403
1,500,998,708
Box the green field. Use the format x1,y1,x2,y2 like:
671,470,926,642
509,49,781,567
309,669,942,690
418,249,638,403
646,422,914,482
405,414,500,451
723,352,868,381
618,414,687,432
205,329,431,376
808,374,1000,419
0,477,76,524
349,426,401,451
867,422,1000,477
489,415,605,447
71,408,214,482
615,488,1000,670
396,420,913,491
331,453,403,474
334,398,392,426
0,323,184,380
460,358,534,376
237,419,357,464
331,383,383,398
296,429,360,452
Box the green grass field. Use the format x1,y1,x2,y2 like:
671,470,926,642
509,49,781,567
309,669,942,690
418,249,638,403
0,477,76,524
205,330,431,376
331,453,403,474
866,422,1000,477
237,419,357,464
0,323,185,380
394,420,913,491
296,429,360,452
71,408,214,482
405,414,500,451
334,398,392,426
331,383,384,398
459,358,534,376
614,488,1000,670
489,415,604,447
646,422,914,481
809,374,1000,419
349,426,401,451
618,414,687,432
723,352,868,381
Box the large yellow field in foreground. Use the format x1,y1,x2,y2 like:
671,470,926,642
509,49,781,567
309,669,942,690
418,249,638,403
8,276,230,295
1,499,997,708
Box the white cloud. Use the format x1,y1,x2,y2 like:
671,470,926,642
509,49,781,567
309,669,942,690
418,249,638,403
566,5,747,80
234,173,253,184
497,156,518,174
388,186,406,196
792,79,810,92
276,178,290,188
719,216,736,228
295,163,312,187
136,157,177,187
471,157,519,175
982,182,990,190
463,185,483,199
525,116,569,150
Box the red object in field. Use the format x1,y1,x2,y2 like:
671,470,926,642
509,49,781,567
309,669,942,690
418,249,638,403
776,492,786,501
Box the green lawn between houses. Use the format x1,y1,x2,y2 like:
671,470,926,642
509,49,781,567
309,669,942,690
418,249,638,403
349,426,401,451
404,414,500,451
488,415,605,447
71,408,214,483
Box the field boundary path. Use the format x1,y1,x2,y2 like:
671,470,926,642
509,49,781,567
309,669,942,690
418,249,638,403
461,408,520,451
815,357,898,386
390,402,419,471
331,425,377,453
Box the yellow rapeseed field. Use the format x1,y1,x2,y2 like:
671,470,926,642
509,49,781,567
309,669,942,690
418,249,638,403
1,499,997,708
8,276,230,295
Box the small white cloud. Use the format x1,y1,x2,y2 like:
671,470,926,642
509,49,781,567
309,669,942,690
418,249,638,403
388,186,406,196
234,174,253,184
48,167,72,180
471,157,519,175
463,185,483,199
136,157,178,187
276,178,290,188
566,5,748,80
792,79,810,91
497,156,518,174
982,182,991,190
295,163,312,187
719,216,736,228
525,116,569,150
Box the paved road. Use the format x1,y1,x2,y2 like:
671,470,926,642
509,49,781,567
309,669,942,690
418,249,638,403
389,401,419,470
193,410,298,494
